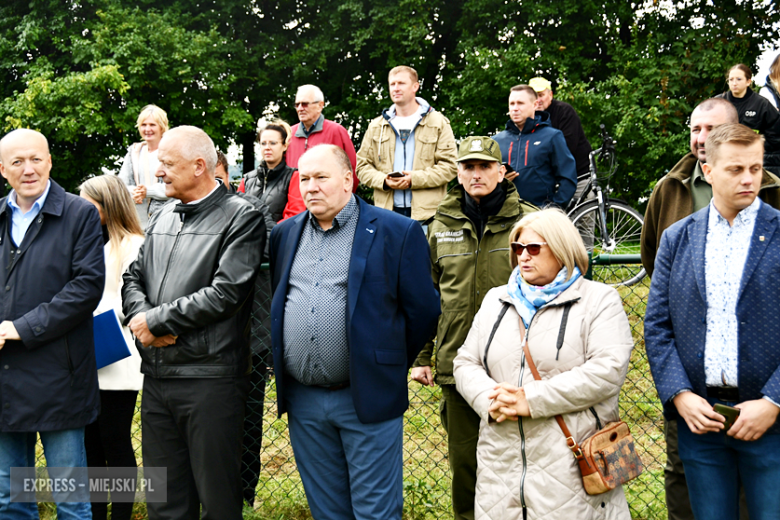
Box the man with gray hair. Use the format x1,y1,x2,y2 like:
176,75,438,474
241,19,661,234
122,125,266,519
281,84,359,217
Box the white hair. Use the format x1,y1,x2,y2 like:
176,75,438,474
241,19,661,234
164,126,218,173
296,85,325,102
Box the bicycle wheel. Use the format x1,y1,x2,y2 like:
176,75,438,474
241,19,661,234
568,199,646,286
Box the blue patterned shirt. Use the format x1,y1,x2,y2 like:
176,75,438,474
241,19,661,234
703,197,760,387
283,196,359,386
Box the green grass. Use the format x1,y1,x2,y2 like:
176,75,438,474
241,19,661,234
38,272,668,519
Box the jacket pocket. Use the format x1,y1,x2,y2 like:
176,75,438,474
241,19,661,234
375,349,406,365
416,133,438,164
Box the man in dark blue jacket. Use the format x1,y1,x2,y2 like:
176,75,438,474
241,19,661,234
493,84,577,208
270,145,440,519
0,129,105,518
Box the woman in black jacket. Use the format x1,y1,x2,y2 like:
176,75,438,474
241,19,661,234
760,54,780,110
240,119,296,221
720,63,780,175
238,119,295,506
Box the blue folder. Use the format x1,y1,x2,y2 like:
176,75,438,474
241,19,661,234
93,309,132,370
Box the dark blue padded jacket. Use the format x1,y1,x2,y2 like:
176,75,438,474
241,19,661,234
493,112,577,208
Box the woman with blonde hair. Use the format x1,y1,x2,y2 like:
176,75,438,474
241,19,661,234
454,208,634,519
79,174,145,520
760,53,780,110
117,104,174,227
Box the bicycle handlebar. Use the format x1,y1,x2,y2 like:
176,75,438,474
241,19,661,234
598,124,616,160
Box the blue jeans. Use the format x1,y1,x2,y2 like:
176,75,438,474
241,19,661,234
677,405,780,520
0,428,91,519
285,378,404,520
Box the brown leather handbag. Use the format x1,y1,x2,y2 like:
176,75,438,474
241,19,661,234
522,339,643,495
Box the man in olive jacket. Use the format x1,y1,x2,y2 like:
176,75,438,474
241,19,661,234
122,126,265,520
641,98,780,277
356,65,457,223
411,136,535,520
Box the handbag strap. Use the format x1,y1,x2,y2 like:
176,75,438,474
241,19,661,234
521,324,585,461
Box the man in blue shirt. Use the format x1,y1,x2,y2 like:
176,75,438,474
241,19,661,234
0,128,104,518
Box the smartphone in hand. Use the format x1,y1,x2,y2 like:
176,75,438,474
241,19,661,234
713,403,741,431
387,171,405,178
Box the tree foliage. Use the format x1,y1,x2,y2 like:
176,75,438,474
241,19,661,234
0,0,777,202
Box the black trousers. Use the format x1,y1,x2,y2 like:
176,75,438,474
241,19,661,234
84,390,139,520
240,354,269,505
141,376,250,520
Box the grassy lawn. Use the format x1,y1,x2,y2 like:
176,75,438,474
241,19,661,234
37,276,667,520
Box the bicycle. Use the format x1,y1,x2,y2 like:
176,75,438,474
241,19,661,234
565,125,646,286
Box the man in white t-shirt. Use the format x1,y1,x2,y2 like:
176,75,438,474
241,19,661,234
357,66,457,224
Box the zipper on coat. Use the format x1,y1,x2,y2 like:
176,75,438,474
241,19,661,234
519,339,529,518
517,312,538,518
516,297,579,516
524,140,529,166
155,215,186,375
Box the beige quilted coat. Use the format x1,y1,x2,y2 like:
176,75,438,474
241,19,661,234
454,278,634,520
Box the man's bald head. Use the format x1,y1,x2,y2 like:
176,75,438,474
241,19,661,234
161,126,217,174
0,128,52,211
0,129,49,163
156,125,219,203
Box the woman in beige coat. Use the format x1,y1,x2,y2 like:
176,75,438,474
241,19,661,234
454,209,634,520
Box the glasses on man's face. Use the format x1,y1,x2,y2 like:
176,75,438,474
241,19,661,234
294,101,319,108
260,141,280,147
510,242,548,256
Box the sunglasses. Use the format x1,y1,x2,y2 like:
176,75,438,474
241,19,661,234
510,242,547,255
294,101,320,108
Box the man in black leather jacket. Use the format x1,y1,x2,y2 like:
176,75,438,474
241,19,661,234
122,126,265,520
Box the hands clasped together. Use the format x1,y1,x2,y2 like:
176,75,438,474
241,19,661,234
488,382,531,422
132,185,147,204
128,312,177,348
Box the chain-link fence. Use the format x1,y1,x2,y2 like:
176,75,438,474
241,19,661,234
36,259,666,520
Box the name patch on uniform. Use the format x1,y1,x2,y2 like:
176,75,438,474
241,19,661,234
435,230,464,243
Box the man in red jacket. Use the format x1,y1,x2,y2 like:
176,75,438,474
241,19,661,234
282,85,358,219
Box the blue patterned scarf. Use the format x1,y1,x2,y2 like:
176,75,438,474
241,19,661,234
507,265,582,327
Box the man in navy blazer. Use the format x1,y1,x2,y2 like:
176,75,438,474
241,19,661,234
645,124,780,520
269,144,440,519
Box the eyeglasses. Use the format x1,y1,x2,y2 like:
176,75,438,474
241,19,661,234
510,242,547,255
294,101,321,108
259,141,280,147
